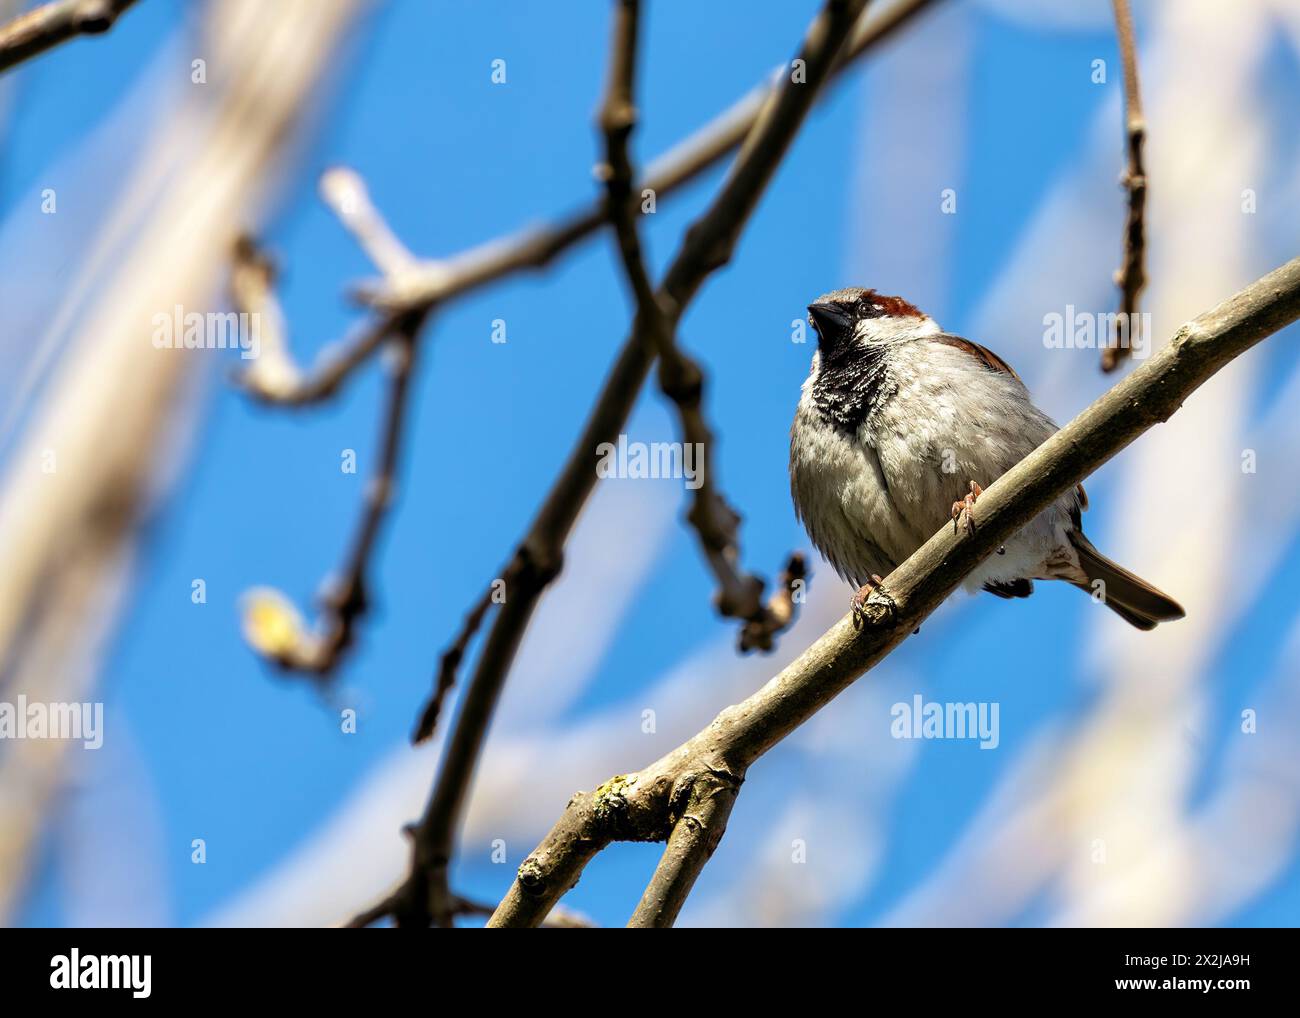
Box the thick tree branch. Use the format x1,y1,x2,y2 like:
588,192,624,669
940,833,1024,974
0,0,137,75
488,255,1300,927
1103,0,1147,373
627,770,739,927
357,0,871,928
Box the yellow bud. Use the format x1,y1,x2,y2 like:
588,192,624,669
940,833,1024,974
240,587,304,659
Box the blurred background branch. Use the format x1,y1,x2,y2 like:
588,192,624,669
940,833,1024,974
0,0,138,75
1103,0,1148,372
0,0,370,922
234,170,429,679
600,0,807,656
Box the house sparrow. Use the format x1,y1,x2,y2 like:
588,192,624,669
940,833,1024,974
789,287,1184,630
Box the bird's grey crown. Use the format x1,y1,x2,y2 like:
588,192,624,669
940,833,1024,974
810,288,926,320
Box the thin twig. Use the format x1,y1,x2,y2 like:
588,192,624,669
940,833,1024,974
230,235,398,407
319,166,420,282
231,173,415,407
232,170,430,677
488,254,1300,928
0,0,137,75
237,312,398,407
352,0,872,928
742,552,808,652
1103,0,1147,372
411,574,502,744
311,319,424,668
241,313,426,677
599,0,805,652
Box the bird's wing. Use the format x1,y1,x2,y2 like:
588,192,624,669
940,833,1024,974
930,332,1022,381
930,331,1089,515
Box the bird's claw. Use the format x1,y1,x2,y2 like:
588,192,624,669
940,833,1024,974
951,480,983,536
851,574,895,628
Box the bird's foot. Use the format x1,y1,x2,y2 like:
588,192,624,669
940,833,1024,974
851,574,895,628
951,480,983,536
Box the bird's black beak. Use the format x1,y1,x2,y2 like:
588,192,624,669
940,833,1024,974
808,303,852,347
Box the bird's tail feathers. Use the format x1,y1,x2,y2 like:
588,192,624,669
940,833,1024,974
1067,531,1185,630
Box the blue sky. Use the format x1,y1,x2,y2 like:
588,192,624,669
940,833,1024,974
5,0,1298,927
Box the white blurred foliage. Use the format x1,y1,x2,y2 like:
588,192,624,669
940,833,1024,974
56,713,170,927
0,0,372,923
970,0,1113,32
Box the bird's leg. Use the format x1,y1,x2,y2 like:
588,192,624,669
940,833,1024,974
851,573,895,627
951,480,983,536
